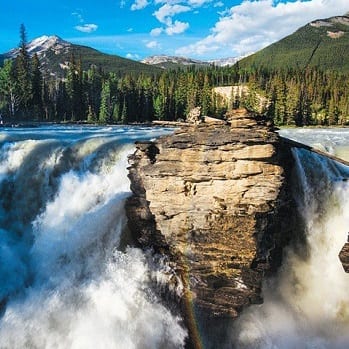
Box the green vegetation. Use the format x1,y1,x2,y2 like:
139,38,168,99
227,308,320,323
242,68,349,126
1,18,349,126
239,16,349,73
44,45,161,77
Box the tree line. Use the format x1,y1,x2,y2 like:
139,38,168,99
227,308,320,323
243,66,349,126
0,25,348,126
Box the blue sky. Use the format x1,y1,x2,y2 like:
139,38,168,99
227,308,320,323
1,0,348,60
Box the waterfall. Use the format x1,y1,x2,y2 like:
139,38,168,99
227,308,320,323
233,145,349,349
0,126,186,349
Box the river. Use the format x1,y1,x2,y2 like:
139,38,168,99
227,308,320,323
0,125,186,349
1,125,349,349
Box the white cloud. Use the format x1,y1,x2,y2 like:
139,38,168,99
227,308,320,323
75,24,98,33
154,0,212,5
176,0,349,58
213,1,224,7
165,20,189,35
126,53,141,59
150,27,163,36
146,40,160,48
154,0,186,4
153,4,191,24
188,0,212,6
152,3,191,35
131,0,149,11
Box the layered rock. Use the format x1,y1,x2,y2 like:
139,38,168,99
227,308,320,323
126,109,295,347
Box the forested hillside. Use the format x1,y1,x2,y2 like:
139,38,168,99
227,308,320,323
239,14,349,73
1,20,349,126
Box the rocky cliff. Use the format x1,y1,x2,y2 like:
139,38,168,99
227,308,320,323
126,109,296,348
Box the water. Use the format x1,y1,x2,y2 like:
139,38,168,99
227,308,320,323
2,125,349,349
279,128,349,162
234,129,349,348
0,125,186,349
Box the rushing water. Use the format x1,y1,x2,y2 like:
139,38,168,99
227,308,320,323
233,129,349,349
0,125,186,349
2,125,349,349
280,128,349,162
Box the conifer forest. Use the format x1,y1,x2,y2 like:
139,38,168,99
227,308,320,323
1,25,348,126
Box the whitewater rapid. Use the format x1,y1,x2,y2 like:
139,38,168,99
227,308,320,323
2,125,349,349
0,125,186,349
233,129,349,349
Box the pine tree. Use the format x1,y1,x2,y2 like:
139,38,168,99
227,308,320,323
31,53,43,119
66,54,85,121
99,80,111,123
0,60,20,118
86,66,102,119
15,24,32,117
121,96,128,124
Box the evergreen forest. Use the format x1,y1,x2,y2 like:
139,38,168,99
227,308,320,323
1,25,349,127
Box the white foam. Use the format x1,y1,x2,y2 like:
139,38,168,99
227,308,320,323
0,127,185,349
234,142,349,349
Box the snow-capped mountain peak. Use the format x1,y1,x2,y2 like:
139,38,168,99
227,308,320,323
141,55,210,68
209,53,254,67
141,54,252,68
26,35,70,54
7,35,71,58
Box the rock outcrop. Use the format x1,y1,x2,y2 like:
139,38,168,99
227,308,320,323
126,109,296,348
339,239,349,273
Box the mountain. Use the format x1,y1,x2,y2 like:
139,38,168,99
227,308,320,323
1,35,161,77
238,14,349,73
141,55,211,69
208,54,253,67
141,55,248,69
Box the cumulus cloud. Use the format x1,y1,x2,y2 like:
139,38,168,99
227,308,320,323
131,0,149,11
176,0,349,57
151,3,191,36
153,4,191,24
75,24,98,33
165,20,189,35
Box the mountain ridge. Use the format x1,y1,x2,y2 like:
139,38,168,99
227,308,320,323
1,35,161,77
1,35,246,75
140,54,248,69
238,13,349,73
